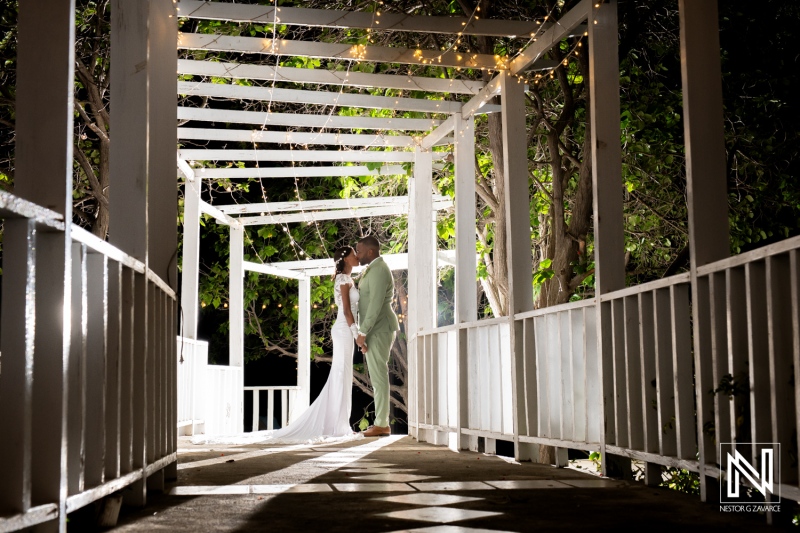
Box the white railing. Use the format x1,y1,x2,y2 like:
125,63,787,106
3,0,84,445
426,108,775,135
176,338,207,433
176,337,243,437
411,235,800,505
245,386,301,431
0,191,177,531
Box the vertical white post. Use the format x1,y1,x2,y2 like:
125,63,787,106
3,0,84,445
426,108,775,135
498,71,536,461
679,0,729,503
295,277,312,420
180,169,202,340
588,0,628,479
454,113,477,450
0,0,75,528
408,148,435,441
229,225,244,368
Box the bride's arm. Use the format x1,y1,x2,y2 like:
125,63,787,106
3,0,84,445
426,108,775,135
339,283,355,327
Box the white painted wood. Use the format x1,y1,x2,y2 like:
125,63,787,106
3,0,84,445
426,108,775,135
10,0,77,525
178,107,441,131
218,195,444,215
623,296,643,451
84,252,108,489
178,59,485,95
243,261,308,281
177,1,545,37
179,33,504,71
696,234,800,276
0,220,37,513
407,148,436,337
296,278,312,418
229,226,245,368
252,390,260,432
199,201,241,227
453,112,476,448
421,115,456,150
105,260,122,478
194,164,412,180
509,0,591,74
236,199,452,226
638,292,659,454
180,149,451,163
461,75,501,119
181,177,202,340
177,127,451,147
178,80,463,113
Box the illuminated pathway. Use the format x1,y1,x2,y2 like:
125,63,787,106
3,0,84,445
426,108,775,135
107,437,777,532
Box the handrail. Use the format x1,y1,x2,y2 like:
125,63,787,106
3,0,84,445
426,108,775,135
70,225,178,300
243,385,301,391
598,271,691,302
416,315,511,338
514,297,596,320
696,233,800,276
0,189,65,230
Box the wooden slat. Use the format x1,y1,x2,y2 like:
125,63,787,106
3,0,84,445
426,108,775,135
510,0,591,74
218,195,434,215
653,288,677,457
236,199,451,225
691,274,714,465
766,255,796,484
725,267,749,445
178,107,441,131
194,164,412,179
179,32,504,71
199,201,242,227
178,59,485,94
610,299,628,448
421,115,455,150
0,219,37,513
180,148,450,163
67,243,87,496
792,251,800,488
177,1,543,38
745,261,770,462
105,260,122,481
637,292,659,454
670,284,695,460
708,272,730,455
623,296,643,451
177,127,444,147
453,113,478,324
178,80,462,113
84,252,108,488
119,267,135,474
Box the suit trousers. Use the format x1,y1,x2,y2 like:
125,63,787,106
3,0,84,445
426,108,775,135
365,330,396,427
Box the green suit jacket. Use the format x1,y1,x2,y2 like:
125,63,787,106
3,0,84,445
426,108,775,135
357,256,400,336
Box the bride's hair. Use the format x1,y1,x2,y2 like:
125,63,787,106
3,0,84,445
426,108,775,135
332,247,354,278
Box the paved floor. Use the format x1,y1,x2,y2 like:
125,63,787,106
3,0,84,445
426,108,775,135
102,436,786,532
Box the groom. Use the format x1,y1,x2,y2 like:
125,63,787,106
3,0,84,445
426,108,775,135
354,236,399,437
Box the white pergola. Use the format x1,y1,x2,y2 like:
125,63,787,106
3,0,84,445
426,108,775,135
176,0,591,430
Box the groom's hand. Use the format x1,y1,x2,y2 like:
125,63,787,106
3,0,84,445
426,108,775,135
357,334,367,352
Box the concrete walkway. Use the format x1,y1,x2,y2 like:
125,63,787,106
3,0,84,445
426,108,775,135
104,436,781,532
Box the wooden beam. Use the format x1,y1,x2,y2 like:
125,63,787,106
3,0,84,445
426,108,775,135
229,225,244,367
178,81,462,114
510,0,591,75
218,195,446,215
236,199,452,225
193,164,413,179
177,127,452,148
243,261,307,280
177,1,544,38
178,107,441,131
178,33,508,71
461,75,501,119
198,200,240,226
178,59,485,95
179,149,451,162
421,115,456,150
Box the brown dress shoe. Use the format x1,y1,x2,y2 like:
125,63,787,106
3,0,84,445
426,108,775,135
361,425,391,437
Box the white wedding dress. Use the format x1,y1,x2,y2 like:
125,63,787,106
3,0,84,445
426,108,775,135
192,274,362,446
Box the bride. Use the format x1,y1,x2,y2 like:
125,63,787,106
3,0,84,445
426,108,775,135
256,246,364,444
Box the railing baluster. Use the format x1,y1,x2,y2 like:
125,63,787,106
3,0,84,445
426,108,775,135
559,311,572,441
85,252,108,488
637,292,658,454
654,288,677,457
766,254,796,486
670,284,694,460
624,296,643,451
745,261,770,462
106,261,122,481
611,298,628,448
0,219,37,514
252,390,260,432
281,389,288,429
708,271,730,456
67,242,87,496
